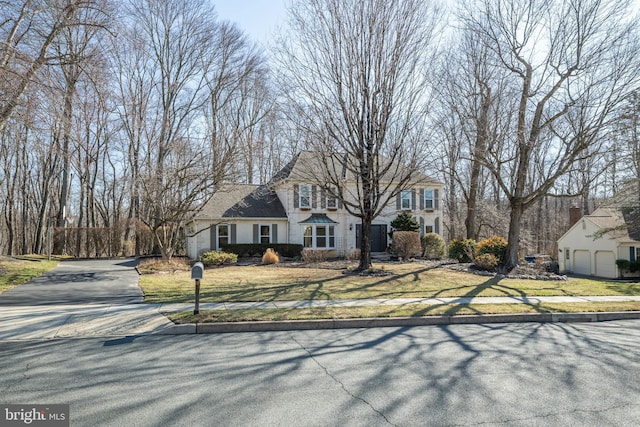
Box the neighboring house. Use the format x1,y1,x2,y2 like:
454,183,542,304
557,207,640,278
185,151,444,259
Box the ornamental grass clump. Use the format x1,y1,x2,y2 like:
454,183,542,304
262,248,280,265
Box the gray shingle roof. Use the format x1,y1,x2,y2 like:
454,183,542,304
195,184,287,220
270,150,443,186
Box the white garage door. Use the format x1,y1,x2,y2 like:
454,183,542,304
573,250,591,275
595,251,616,278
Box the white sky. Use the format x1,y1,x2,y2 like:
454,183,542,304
211,0,289,47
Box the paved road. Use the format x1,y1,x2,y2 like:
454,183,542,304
0,259,143,305
1,320,639,426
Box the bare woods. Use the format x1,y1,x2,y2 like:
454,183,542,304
1,0,639,264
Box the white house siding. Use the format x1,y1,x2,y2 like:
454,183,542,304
557,217,620,277
280,182,443,255
186,219,288,259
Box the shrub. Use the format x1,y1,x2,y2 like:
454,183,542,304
392,231,422,260
421,233,446,260
617,259,640,273
200,250,238,266
448,239,476,263
262,248,280,265
390,211,420,232
222,243,303,258
475,235,508,263
474,253,499,271
302,248,329,263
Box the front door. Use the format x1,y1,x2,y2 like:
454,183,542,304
356,224,388,252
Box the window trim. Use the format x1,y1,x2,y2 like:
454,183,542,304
259,224,271,244
302,225,336,249
299,184,311,209
401,190,412,210
217,224,229,250
424,189,434,210
326,193,338,210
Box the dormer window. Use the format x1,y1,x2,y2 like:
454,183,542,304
299,184,311,209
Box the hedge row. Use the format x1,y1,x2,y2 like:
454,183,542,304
616,259,640,273
221,243,303,258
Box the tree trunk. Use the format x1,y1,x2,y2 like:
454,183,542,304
505,201,524,269
358,218,372,271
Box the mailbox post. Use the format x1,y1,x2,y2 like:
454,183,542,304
191,262,204,315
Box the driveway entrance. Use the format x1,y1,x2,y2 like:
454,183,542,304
0,259,143,306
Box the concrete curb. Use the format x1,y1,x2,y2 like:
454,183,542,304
174,311,640,334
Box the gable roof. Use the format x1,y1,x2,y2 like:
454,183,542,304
194,184,287,220
621,207,640,241
270,150,443,187
562,207,640,243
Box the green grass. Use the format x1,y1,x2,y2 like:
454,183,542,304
0,257,59,294
140,262,640,304
167,301,640,324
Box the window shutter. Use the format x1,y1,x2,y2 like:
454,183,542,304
272,224,278,243
396,193,401,210
253,224,259,243
435,217,440,234
293,185,299,208
230,224,237,244
210,226,217,251
411,189,416,210
434,189,439,209
312,185,317,208
420,189,424,210
419,217,425,236
631,247,636,261
321,188,326,209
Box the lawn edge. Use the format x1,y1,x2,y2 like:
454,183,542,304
181,311,640,334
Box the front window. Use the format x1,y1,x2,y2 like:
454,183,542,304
304,226,313,248
424,189,433,209
401,190,411,210
218,225,229,249
300,185,311,209
260,225,270,244
425,225,433,234
303,225,335,249
326,192,337,209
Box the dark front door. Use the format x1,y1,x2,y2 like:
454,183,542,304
356,224,388,252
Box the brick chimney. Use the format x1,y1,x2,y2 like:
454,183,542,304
569,206,582,227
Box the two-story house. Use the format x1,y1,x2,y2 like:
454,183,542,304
185,151,444,259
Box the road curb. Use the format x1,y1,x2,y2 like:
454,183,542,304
174,311,640,334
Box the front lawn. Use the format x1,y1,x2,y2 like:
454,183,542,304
168,301,640,324
0,256,59,294
140,262,640,304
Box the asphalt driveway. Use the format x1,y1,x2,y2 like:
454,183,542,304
0,258,143,306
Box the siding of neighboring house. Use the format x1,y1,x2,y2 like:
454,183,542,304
556,208,640,278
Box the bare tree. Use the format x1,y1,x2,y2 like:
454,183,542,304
275,0,443,270
435,25,512,241
0,0,109,132
463,0,640,269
